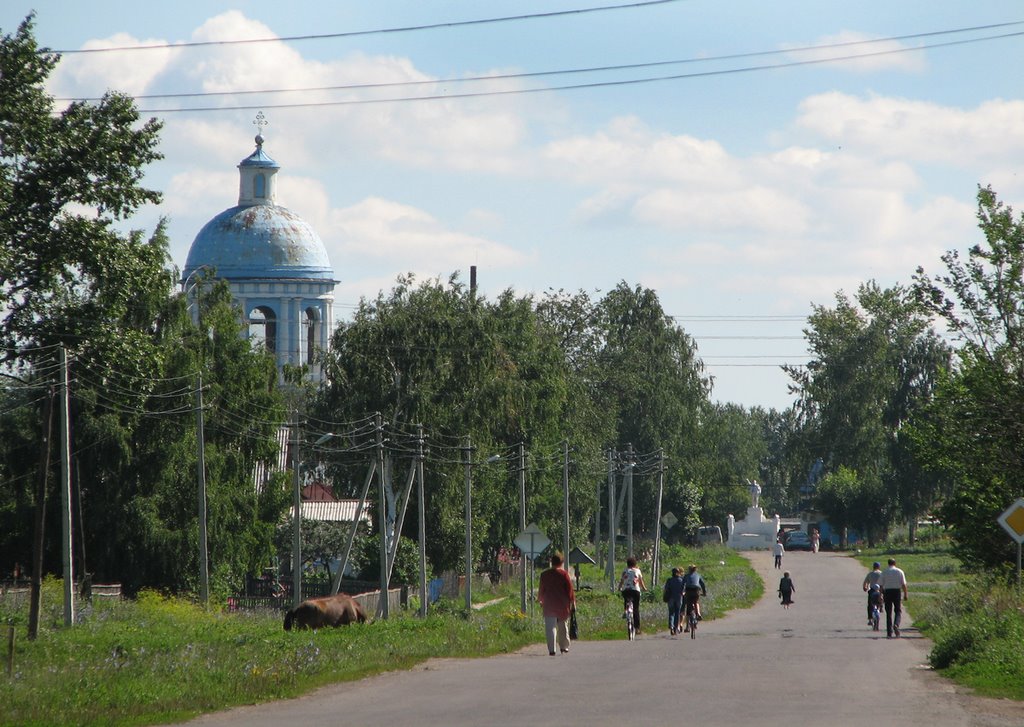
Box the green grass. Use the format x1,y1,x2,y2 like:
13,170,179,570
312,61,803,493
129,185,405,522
853,542,1024,701
1,552,760,726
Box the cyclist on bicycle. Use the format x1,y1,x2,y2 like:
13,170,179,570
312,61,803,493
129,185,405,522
681,564,707,632
618,556,646,635
862,562,883,626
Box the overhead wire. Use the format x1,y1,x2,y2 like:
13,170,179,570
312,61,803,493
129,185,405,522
56,19,1024,104
50,1,686,55
129,30,1024,114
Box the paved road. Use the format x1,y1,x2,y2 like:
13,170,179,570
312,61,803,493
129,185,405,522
186,551,1024,727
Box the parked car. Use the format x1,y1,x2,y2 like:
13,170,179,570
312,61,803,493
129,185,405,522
696,525,723,545
784,530,813,551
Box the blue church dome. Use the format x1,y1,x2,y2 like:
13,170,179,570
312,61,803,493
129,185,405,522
183,134,335,282
185,204,334,280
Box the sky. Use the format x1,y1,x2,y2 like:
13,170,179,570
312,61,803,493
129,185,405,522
4,1,1023,411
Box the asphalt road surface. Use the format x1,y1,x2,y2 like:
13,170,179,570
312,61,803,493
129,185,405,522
186,550,1024,727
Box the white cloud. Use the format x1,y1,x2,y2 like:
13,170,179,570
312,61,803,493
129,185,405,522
328,197,529,273
783,31,926,74
795,92,1024,167
50,33,180,97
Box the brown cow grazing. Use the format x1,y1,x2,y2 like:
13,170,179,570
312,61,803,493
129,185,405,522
283,593,367,631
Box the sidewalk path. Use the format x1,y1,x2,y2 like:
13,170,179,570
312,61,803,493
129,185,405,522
186,550,1024,727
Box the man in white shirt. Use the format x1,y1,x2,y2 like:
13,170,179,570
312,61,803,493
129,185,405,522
879,558,908,638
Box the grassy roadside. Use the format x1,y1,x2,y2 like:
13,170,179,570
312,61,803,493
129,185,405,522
853,544,1024,701
1,546,757,726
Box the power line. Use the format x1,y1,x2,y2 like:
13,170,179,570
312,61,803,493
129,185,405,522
131,30,1024,114
49,0,685,55
57,20,1024,103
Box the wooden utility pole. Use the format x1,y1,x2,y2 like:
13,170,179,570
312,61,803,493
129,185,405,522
28,388,55,640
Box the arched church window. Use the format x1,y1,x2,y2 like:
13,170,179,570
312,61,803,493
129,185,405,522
304,307,319,365
248,305,277,353
254,173,266,199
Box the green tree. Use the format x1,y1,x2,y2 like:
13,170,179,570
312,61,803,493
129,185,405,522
314,274,593,576
0,15,171,582
913,185,1024,569
786,283,948,538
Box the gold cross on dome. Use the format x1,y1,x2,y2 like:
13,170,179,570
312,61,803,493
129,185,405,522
253,111,267,136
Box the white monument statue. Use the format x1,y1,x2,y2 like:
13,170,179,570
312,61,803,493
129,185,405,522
726,513,735,538
748,479,761,509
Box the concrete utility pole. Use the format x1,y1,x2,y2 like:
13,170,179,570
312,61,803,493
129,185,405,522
562,440,570,561
608,449,616,590
376,413,388,618
595,449,603,572
58,345,74,627
652,450,665,587
331,459,376,595
417,424,427,617
463,435,473,612
291,412,302,609
626,443,634,558
196,372,210,606
518,443,527,614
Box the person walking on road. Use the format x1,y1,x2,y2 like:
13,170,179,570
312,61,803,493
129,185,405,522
538,552,576,655
810,528,820,553
663,567,686,635
778,571,795,608
862,562,883,625
618,556,646,635
880,558,908,638
773,538,785,569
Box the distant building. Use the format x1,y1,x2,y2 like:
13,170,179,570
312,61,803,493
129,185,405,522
182,122,337,382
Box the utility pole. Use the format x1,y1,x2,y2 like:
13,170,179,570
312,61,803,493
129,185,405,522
58,345,74,627
595,448,602,572
607,449,616,591
376,413,388,618
626,443,634,558
28,388,55,640
291,412,302,608
416,424,427,617
652,449,665,587
196,372,209,606
331,459,376,595
562,440,570,560
518,443,526,614
463,435,473,613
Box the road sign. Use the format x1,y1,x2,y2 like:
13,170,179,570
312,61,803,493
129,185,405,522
661,511,677,530
514,523,550,557
997,498,1024,544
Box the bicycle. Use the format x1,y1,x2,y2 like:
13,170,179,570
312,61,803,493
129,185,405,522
624,600,636,641
685,602,698,639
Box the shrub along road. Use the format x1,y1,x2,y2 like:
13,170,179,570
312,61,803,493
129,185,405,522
185,551,1024,727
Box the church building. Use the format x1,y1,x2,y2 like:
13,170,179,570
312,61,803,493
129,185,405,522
182,120,337,382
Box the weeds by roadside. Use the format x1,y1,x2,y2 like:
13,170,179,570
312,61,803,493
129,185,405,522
854,545,1024,701
0,549,760,726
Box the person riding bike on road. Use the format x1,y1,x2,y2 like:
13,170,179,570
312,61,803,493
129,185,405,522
618,556,646,635
681,564,707,632
862,561,883,626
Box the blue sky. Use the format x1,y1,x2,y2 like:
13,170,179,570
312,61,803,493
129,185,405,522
4,1,1022,410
